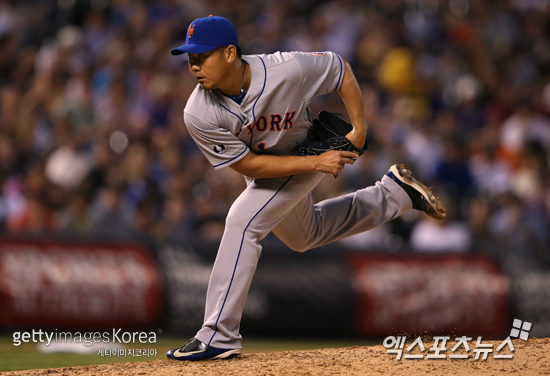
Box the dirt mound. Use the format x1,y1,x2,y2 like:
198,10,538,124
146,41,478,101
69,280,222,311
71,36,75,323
3,338,549,376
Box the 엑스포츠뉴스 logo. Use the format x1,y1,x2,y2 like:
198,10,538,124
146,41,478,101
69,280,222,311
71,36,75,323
383,318,535,361
510,318,532,340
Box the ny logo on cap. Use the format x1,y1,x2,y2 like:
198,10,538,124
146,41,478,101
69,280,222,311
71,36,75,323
188,24,195,38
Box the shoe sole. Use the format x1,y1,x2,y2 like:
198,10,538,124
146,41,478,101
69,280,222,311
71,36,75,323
212,349,241,360
168,348,241,361
390,164,447,220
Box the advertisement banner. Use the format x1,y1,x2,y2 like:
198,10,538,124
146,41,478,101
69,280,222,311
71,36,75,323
500,253,550,338
157,243,357,337
348,254,510,337
241,252,357,337
0,239,163,330
154,243,210,335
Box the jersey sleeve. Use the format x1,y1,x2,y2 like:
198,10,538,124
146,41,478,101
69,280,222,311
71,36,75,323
294,51,345,99
184,112,249,170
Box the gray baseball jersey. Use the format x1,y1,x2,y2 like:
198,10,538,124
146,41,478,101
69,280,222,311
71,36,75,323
184,51,412,349
184,51,344,167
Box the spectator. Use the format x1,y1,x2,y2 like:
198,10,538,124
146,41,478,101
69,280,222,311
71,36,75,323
0,0,546,255
90,184,134,239
410,217,472,253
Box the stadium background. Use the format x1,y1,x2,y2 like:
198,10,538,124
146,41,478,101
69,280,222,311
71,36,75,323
0,0,550,371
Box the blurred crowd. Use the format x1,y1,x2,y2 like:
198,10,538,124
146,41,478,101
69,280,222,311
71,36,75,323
0,0,549,255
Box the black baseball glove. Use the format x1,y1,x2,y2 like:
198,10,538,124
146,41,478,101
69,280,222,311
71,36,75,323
298,111,369,157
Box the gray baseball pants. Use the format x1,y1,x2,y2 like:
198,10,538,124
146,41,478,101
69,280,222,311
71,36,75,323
195,171,412,349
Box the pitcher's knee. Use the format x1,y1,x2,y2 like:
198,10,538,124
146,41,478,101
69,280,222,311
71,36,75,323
283,239,311,253
225,208,265,240
224,210,243,232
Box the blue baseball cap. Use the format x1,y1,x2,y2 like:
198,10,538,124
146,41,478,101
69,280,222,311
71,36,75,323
171,15,238,55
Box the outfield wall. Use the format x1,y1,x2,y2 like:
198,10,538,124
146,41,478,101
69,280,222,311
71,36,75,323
0,237,547,338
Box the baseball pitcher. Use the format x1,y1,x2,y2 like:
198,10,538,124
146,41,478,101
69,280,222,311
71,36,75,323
167,15,446,361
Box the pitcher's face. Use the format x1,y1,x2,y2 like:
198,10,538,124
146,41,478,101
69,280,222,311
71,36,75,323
188,48,228,91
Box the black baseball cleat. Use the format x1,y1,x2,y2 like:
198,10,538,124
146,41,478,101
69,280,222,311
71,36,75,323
386,164,447,220
166,337,241,361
